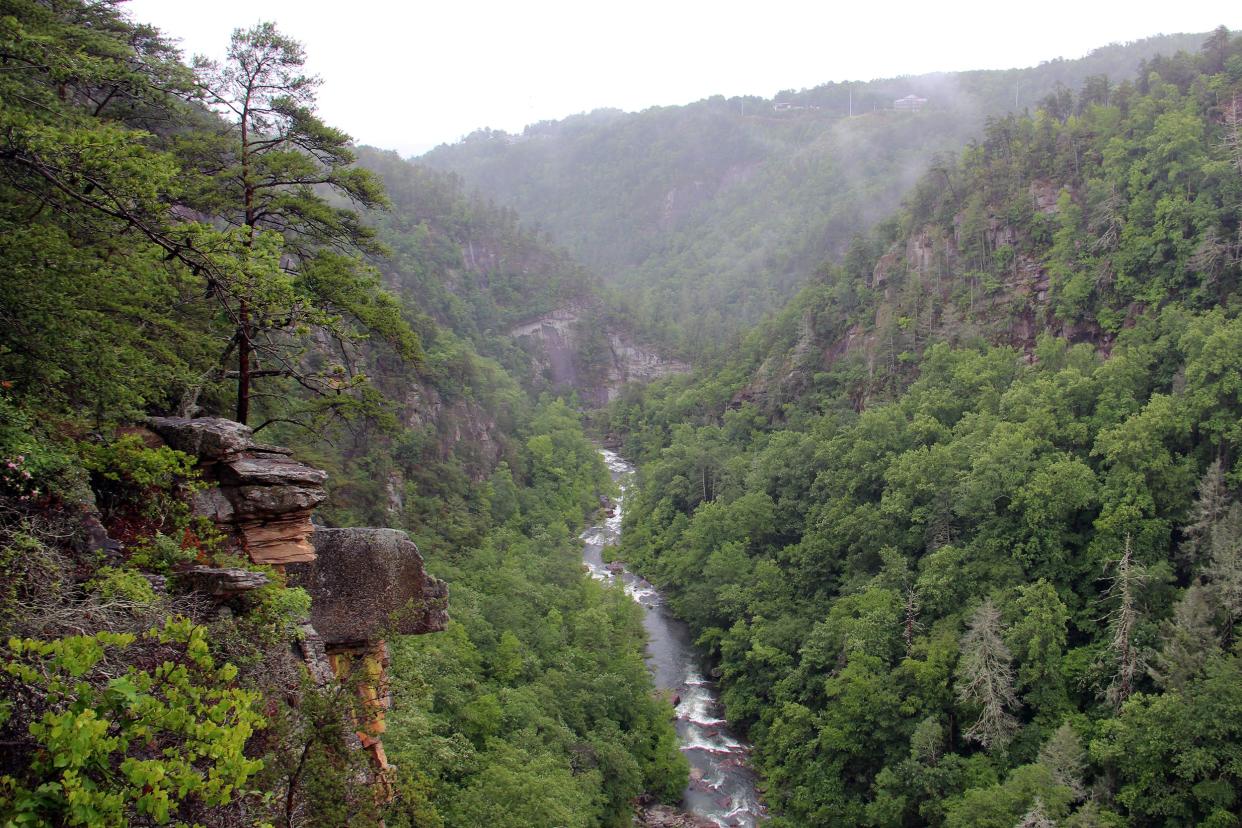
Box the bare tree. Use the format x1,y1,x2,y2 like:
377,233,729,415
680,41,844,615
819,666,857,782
1015,796,1056,828
903,586,921,655
956,598,1020,749
1223,92,1242,178
1101,535,1146,710
1038,722,1087,801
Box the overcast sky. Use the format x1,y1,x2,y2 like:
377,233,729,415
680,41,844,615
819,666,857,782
125,0,1238,158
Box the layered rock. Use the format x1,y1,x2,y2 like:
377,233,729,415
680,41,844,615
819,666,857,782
147,417,326,566
147,417,450,807
510,305,690,406
174,566,269,597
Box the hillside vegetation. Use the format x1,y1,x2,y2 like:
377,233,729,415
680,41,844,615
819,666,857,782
0,3,680,825
601,28,1242,827
425,32,1209,360
5,2,1242,825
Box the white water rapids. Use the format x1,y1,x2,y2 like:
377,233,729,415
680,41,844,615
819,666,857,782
580,449,765,827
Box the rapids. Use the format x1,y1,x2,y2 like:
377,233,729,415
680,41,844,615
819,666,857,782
580,449,765,827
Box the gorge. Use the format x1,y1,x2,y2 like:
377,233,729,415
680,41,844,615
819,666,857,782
3,5,1241,826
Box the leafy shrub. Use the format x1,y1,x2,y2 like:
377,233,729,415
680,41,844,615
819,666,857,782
126,532,198,574
0,618,265,826
0,396,79,504
87,567,160,606
79,436,198,529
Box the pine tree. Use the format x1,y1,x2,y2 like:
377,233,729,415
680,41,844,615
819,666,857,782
956,598,1019,749
1179,459,1230,569
1205,502,1242,638
190,22,418,425
1148,583,1221,691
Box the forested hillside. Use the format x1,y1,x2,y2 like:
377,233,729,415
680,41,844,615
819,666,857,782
6,1,1242,826
0,3,681,826
425,32,1208,360
352,148,598,384
601,29,1242,827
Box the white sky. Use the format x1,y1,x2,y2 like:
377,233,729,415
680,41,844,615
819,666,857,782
125,0,1238,158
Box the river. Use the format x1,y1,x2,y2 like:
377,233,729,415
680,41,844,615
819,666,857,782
580,449,765,827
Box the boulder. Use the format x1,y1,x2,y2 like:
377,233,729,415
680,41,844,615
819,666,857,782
633,804,717,828
218,457,327,488
146,417,254,459
287,528,448,648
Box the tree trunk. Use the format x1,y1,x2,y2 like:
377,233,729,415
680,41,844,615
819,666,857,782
236,299,251,424
237,88,254,426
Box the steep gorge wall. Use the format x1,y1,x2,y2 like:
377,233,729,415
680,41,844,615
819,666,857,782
510,306,690,406
744,179,1125,409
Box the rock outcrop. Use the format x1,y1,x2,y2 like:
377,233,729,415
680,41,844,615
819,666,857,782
147,417,326,566
401,382,501,478
633,804,717,828
174,566,270,597
510,305,690,406
146,417,449,806
287,528,449,647
738,180,1131,414
287,528,448,794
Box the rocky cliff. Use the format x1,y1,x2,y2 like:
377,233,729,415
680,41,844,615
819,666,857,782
145,417,448,800
742,178,1125,412
510,306,690,406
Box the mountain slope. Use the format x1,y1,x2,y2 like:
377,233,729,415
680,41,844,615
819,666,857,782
0,5,685,826
425,32,1212,359
603,29,1242,827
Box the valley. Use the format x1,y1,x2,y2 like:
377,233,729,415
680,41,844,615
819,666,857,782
1,6,1240,827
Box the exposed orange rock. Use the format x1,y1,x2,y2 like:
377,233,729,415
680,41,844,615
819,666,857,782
146,418,448,811
147,417,326,566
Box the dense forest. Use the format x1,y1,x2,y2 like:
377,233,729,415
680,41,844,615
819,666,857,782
600,27,1242,827
0,3,679,826
4,1,1242,827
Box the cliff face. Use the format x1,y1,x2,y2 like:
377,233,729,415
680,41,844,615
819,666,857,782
148,418,326,565
146,417,447,799
401,381,502,475
510,306,690,406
